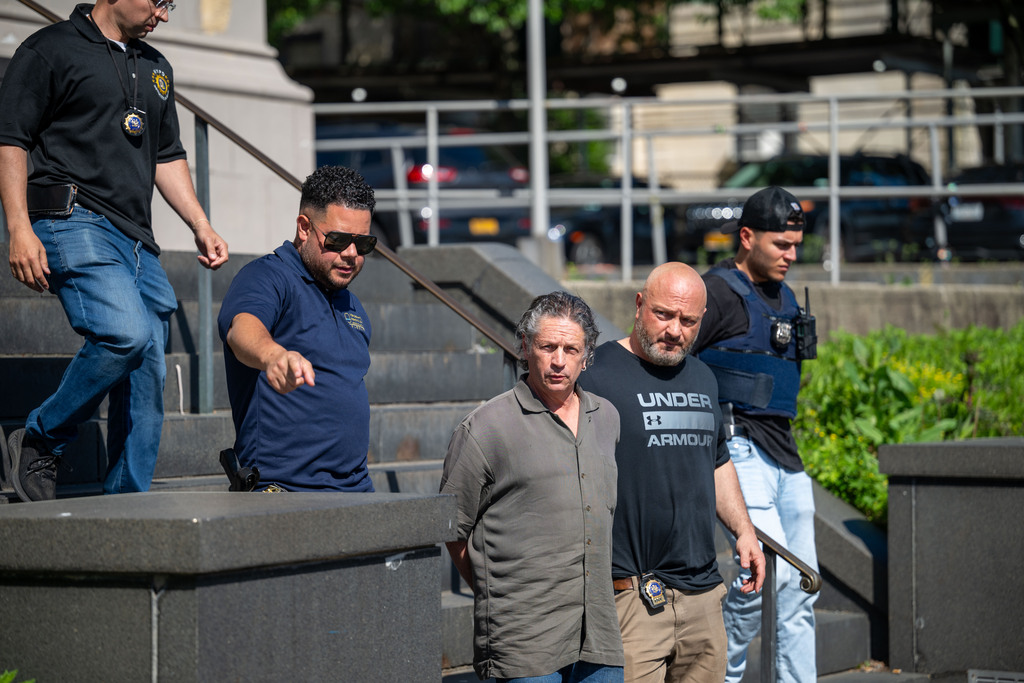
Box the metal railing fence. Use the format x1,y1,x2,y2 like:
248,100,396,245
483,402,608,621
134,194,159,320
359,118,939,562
315,86,1024,282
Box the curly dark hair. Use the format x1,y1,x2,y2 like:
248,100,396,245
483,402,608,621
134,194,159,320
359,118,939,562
299,165,376,216
514,291,599,370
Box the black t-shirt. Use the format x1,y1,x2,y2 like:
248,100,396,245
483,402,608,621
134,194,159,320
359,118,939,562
0,3,186,253
578,341,729,591
694,258,803,472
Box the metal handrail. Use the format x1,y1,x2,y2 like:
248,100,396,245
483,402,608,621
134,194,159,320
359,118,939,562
174,91,520,361
757,527,822,594
754,526,822,683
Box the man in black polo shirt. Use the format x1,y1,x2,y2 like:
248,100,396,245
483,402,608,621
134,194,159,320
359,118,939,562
0,1,229,501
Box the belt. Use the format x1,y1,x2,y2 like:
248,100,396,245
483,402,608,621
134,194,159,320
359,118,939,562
613,577,634,591
726,424,747,439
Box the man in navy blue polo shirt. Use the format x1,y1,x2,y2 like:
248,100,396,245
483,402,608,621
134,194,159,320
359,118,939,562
218,166,377,492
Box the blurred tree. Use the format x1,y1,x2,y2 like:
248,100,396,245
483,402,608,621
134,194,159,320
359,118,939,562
266,0,810,50
267,0,335,48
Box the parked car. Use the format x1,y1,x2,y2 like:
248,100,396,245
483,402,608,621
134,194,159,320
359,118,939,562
676,153,934,263
547,174,675,265
935,163,1024,261
315,122,531,249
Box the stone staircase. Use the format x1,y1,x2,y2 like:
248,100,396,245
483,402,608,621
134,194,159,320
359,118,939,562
0,241,886,681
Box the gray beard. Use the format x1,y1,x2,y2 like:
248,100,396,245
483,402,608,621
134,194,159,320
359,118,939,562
635,323,692,366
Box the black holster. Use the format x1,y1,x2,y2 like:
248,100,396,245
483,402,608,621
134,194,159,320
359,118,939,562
219,448,260,492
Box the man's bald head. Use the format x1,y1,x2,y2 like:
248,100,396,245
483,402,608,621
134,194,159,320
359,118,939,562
627,262,707,366
642,262,707,309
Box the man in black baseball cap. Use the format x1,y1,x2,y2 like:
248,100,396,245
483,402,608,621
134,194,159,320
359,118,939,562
693,185,820,683
716,185,806,282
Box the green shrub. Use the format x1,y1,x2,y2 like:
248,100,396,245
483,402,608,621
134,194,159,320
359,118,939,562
1,670,35,683
793,321,1024,524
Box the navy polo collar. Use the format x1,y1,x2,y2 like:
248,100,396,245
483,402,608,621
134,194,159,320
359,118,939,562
273,241,317,284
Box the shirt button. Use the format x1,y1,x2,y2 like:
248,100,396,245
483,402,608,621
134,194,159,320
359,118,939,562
581,472,586,479
586,538,592,545
586,505,591,512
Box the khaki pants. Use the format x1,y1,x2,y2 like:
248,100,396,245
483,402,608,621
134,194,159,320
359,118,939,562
614,580,728,683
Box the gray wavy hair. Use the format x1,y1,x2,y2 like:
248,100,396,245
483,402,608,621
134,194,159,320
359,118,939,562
514,291,599,370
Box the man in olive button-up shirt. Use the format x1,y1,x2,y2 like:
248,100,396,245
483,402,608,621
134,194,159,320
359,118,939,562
441,292,624,682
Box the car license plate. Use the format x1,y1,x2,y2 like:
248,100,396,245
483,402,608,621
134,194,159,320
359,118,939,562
469,217,499,235
950,202,983,222
704,231,733,251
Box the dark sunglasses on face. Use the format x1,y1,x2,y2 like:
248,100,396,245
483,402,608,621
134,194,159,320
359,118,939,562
307,218,377,255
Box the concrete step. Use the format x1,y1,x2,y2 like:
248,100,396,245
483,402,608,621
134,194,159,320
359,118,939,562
438,601,870,680
348,250,420,305
0,246,420,307
370,456,450,495
735,609,870,682
442,590,475,673
368,350,508,404
0,244,404,305
0,293,224,356
1,406,471,494
1,295,491,357
442,661,927,683
0,352,227,419
819,671,932,683
1,345,498,419
362,302,483,353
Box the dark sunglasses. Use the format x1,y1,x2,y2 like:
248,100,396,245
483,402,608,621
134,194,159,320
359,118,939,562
307,218,377,255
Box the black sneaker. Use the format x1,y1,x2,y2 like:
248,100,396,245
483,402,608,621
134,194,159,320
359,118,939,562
8,429,61,502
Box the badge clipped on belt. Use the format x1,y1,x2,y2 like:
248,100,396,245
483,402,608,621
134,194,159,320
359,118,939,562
639,572,666,610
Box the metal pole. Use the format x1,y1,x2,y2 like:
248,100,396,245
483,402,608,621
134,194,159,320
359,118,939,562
646,136,667,265
390,144,414,246
194,118,213,415
929,123,949,257
426,107,440,247
943,38,956,171
828,97,841,285
527,0,558,277
620,102,634,282
760,549,778,683
995,105,1006,165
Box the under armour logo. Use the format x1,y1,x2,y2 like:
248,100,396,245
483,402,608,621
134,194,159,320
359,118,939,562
646,415,662,426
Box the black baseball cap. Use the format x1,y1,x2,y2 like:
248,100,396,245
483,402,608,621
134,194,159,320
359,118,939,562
721,186,806,234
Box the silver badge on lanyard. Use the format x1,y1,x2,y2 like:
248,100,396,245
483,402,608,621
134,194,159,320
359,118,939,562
771,319,793,352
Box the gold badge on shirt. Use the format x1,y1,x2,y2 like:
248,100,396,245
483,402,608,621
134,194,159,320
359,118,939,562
344,312,365,332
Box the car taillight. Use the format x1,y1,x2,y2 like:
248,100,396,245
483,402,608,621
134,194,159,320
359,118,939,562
509,167,529,183
518,217,531,231
799,200,816,213
408,164,458,184
908,197,929,212
998,197,1024,210
417,218,452,231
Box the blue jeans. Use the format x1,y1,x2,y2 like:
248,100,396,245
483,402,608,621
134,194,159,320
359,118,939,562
497,662,624,683
722,436,818,683
26,207,177,494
